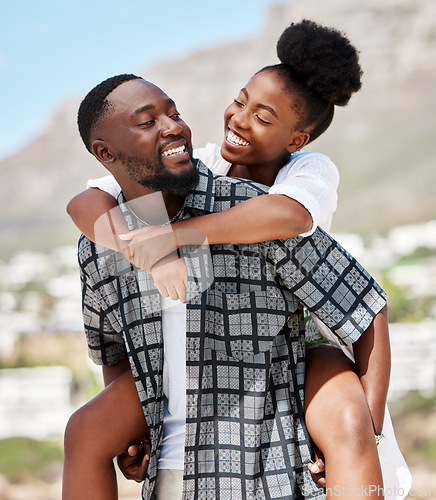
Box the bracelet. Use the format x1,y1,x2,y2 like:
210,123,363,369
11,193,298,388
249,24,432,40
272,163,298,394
375,433,385,447
173,229,181,258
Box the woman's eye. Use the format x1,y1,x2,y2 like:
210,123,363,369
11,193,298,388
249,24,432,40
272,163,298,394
256,115,271,125
233,99,244,107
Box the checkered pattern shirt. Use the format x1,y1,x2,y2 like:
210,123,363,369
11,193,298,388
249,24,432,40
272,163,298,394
79,160,387,500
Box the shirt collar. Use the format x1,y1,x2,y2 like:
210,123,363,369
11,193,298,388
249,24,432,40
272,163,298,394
183,159,216,214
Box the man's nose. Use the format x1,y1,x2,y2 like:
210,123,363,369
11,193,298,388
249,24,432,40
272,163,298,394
161,116,183,136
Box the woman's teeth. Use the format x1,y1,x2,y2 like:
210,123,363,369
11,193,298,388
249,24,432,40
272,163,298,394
162,145,186,157
228,130,249,146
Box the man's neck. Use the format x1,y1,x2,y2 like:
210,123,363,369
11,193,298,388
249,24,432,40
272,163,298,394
124,190,184,226
113,170,185,225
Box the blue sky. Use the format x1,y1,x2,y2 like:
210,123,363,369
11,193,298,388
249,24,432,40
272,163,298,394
0,0,283,161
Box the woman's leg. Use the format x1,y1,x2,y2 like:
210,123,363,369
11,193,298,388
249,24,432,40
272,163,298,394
62,369,149,500
305,345,383,498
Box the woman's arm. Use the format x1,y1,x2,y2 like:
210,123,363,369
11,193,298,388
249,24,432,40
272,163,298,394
123,151,338,269
175,194,312,244
67,188,129,254
352,305,391,434
119,196,307,294
68,187,189,300
120,194,312,272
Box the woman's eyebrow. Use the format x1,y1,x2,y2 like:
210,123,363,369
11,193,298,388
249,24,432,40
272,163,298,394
241,87,278,119
258,103,278,119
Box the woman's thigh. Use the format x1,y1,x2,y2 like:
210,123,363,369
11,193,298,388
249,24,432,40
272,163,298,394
68,368,148,459
304,345,374,455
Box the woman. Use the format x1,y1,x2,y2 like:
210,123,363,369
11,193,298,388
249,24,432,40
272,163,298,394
64,20,410,499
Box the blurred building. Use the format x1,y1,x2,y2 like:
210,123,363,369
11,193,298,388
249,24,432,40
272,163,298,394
0,366,73,440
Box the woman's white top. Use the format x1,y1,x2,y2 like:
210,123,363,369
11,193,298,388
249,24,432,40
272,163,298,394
87,144,411,496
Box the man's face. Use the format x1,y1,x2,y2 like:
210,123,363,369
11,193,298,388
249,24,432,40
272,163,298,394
97,79,197,196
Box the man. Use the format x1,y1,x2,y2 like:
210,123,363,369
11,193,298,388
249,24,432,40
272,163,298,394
68,74,389,499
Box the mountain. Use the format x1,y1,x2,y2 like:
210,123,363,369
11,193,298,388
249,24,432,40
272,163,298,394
1,0,435,259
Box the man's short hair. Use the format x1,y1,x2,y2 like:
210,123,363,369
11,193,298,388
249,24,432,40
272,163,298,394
78,74,141,153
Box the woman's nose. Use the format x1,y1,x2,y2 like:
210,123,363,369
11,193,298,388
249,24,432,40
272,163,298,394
232,109,248,129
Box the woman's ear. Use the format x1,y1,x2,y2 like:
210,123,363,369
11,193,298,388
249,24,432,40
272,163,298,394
92,140,115,165
287,132,310,153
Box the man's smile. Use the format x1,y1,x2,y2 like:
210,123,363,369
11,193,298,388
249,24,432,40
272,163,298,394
162,144,186,157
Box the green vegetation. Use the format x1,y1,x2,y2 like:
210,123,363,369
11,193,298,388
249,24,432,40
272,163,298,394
378,268,436,323
391,390,436,417
0,437,63,482
397,246,436,265
390,391,436,465
420,439,436,461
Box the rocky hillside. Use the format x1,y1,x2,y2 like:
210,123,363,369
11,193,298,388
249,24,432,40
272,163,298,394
1,0,435,258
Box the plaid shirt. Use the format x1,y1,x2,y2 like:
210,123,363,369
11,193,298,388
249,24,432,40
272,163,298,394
79,161,387,500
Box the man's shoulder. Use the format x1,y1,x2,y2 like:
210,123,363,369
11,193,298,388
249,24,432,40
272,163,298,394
212,173,268,204
78,235,132,279
192,160,268,213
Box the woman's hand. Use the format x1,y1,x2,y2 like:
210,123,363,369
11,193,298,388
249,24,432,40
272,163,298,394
307,447,326,488
117,438,151,482
150,253,188,303
120,225,178,272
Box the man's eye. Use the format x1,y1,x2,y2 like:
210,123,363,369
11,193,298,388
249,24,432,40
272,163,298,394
140,120,155,126
170,113,181,119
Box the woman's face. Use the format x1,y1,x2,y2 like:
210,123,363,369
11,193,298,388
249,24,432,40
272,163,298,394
221,70,308,169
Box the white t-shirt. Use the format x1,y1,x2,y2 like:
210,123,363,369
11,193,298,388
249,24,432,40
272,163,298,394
159,297,186,470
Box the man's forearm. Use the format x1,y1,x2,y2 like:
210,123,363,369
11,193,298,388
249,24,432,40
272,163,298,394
353,305,391,434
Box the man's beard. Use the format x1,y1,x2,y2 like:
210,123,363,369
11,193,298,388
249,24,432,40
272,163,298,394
117,151,199,197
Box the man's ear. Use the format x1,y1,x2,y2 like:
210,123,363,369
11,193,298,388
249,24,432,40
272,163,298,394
287,132,310,153
92,140,115,165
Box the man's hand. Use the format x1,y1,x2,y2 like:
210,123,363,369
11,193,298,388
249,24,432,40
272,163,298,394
116,439,151,482
307,447,326,488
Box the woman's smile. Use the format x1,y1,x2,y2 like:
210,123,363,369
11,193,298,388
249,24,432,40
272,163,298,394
225,129,250,148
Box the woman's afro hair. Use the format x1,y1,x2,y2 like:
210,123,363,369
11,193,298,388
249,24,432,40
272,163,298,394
276,19,362,106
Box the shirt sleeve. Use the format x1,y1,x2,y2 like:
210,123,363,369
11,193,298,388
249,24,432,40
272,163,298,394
87,175,122,199
80,253,127,366
269,152,339,235
310,313,355,360
194,143,231,175
271,228,387,346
